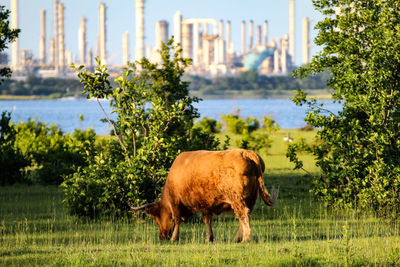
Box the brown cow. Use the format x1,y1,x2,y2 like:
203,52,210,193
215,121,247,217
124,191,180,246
128,149,278,243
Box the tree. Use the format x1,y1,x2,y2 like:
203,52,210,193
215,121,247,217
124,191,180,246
64,39,220,217
0,5,20,84
288,1,400,215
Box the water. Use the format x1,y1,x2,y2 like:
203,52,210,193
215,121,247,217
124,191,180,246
0,99,342,135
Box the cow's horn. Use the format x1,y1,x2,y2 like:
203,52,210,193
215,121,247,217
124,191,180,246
127,201,156,211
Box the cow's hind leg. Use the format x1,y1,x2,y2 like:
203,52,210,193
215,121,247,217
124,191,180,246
202,213,214,242
232,200,251,243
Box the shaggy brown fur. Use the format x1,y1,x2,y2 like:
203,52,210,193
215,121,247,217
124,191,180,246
129,149,276,243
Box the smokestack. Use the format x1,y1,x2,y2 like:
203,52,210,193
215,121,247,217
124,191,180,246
122,32,129,65
257,26,262,46
302,17,310,65
135,0,145,60
226,20,231,51
264,20,269,46
241,21,246,55
203,37,210,67
219,20,225,64
289,0,295,65
99,3,107,64
53,0,59,70
192,21,199,66
173,11,182,46
40,9,46,64
226,20,232,67
213,22,219,65
49,38,55,65
58,2,65,71
79,17,87,65
11,0,19,70
274,49,280,73
65,50,72,66
155,20,169,49
249,20,254,50
282,34,289,73
182,23,193,59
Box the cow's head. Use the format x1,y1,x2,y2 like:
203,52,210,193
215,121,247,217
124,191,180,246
128,201,173,240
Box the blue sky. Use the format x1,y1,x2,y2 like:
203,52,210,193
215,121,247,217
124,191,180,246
3,0,324,65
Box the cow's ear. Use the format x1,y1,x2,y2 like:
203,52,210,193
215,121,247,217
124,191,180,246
145,201,161,217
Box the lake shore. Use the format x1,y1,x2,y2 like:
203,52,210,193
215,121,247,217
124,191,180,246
0,89,332,101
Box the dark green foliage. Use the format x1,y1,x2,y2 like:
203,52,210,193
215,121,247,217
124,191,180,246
0,76,84,97
0,111,96,185
14,120,97,184
66,39,220,217
187,70,329,94
0,5,20,84
0,111,27,185
194,117,221,134
287,1,400,215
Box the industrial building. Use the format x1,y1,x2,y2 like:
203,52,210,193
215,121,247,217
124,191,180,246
7,0,311,78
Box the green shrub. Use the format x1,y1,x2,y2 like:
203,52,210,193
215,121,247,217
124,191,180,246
194,117,221,134
0,111,27,185
66,39,220,217
13,119,96,185
221,111,279,155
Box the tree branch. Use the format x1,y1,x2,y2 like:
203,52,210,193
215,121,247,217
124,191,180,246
96,98,132,166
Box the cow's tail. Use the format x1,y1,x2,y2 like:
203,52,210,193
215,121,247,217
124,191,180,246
243,150,279,206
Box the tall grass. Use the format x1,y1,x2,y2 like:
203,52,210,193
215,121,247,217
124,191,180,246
1,130,399,266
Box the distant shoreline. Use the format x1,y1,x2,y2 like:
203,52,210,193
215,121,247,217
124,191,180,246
0,89,331,101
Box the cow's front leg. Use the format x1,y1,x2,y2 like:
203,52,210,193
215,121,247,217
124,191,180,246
202,213,214,242
171,218,180,241
234,225,243,243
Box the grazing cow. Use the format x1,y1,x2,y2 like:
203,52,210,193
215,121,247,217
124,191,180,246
128,149,278,243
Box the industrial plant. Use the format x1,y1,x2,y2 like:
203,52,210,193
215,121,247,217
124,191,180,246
4,0,311,78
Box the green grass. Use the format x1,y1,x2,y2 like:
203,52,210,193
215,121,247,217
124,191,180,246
1,130,400,266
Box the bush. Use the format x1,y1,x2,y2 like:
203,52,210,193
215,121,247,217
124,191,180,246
0,111,27,185
194,117,221,134
0,111,97,185
65,39,220,217
221,112,279,155
13,119,96,185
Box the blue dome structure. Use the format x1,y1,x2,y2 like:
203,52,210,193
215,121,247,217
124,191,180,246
244,47,275,70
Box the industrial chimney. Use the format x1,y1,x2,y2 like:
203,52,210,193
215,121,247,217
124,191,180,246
40,9,46,64
58,2,65,72
173,11,182,46
155,20,169,49
264,20,269,46
11,0,19,70
302,17,311,65
79,17,87,65
289,0,295,65
122,32,129,65
53,0,59,70
99,3,107,64
241,21,246,55
135,0,145,60
249,20,254,50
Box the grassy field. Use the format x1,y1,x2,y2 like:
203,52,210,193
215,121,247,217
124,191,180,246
1,130,400,266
